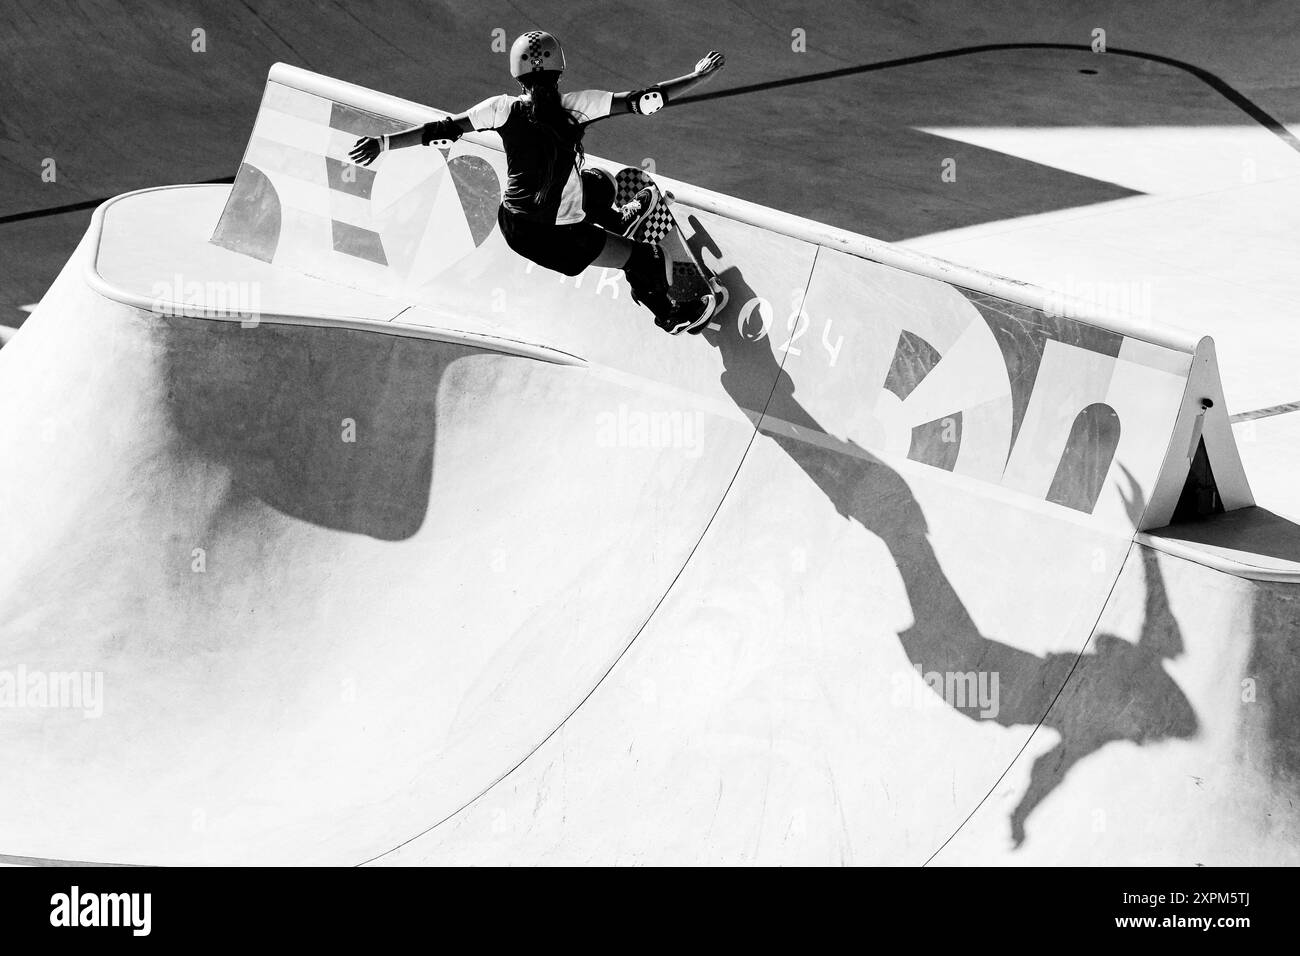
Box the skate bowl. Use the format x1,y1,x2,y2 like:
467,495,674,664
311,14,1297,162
0,65,1296,866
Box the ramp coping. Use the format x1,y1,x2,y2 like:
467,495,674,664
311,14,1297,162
1136,531,1300,582
267,62,1202,355
82,185,587,368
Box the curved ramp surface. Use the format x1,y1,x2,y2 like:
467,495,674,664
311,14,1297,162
0,65,1295,865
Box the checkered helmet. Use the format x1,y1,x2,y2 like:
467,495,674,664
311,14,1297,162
510,30,566,78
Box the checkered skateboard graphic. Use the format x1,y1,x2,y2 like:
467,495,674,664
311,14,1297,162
614,167,676,244
608,165,728,321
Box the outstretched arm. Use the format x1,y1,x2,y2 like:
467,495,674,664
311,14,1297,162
612,51,725,116
348,113,475,166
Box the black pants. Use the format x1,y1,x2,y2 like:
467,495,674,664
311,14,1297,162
497,170,620,276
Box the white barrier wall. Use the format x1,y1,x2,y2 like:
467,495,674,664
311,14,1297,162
213,63,1251,531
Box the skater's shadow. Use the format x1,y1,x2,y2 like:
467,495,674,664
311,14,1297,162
685,217,1197,848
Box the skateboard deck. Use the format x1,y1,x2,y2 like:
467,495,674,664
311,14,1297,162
613,167,728,321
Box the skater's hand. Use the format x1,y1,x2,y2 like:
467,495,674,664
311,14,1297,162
694,51,725,77
349,136,382,166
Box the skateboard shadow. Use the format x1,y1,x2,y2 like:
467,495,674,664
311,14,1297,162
685,216,1198,849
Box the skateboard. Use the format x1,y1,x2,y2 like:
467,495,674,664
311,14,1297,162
613,167,729,328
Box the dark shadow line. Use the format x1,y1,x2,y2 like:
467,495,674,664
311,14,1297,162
921,538,1139,866
0,176,235,227
678,43,1300,155
7,44,1292,228
1231,400,1300,423
9,45,1287,230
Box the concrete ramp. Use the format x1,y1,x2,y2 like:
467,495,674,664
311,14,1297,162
0,65,1294,865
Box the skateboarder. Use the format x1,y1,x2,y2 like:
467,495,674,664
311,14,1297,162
349,31,725,334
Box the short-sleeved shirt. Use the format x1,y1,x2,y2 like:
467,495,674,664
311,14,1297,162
466,90,613,225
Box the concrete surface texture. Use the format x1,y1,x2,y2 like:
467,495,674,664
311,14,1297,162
0,61,1296,866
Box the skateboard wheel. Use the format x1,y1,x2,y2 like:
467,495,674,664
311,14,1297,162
709,280,730,313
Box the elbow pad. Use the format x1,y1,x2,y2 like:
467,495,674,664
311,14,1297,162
629,87,667,115
420,118,464,146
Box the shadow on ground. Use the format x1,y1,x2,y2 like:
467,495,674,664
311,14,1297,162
691,217,1198,848
160,318,454,540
